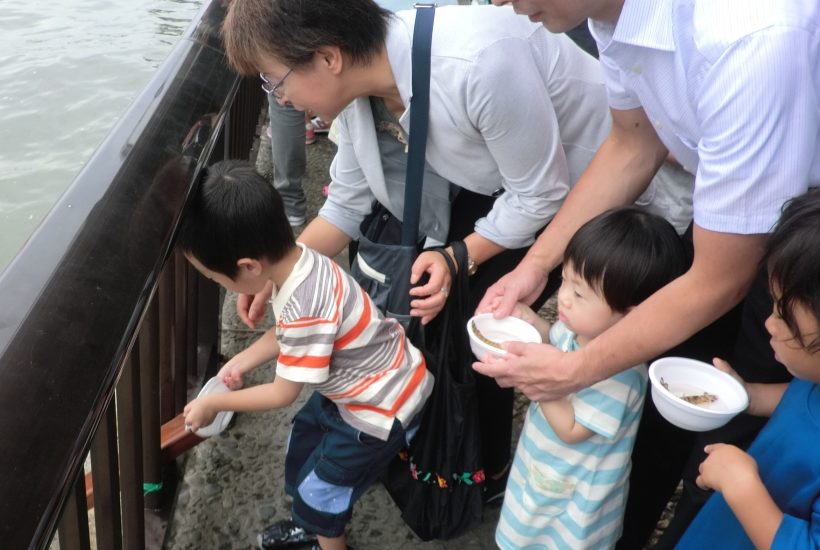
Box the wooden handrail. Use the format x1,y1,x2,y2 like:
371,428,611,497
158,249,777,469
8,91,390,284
84,414,204,510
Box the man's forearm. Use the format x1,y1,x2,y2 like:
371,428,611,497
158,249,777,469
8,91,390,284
577,235,764,382
523,109,667,273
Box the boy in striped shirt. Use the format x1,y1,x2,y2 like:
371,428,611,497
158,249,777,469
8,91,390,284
181,160,433,550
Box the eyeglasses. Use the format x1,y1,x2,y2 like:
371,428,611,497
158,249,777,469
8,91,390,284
260,69,293,98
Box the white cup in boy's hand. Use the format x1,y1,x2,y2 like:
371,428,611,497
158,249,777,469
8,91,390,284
185,376,235,437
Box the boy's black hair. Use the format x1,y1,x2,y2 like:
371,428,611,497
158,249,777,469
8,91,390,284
764,188,820,353
177,160,295,279
223,0,392,76
565,207,688,313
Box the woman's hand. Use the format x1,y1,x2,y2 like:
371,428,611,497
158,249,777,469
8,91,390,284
183,396,217,433
476,259,549,318
236,280,274,329
409,250,453,324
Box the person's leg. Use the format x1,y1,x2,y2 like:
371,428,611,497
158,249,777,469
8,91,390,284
269,97,307,226
652,267,790,548
315,535,346,550
617,231,789,548
616,224,743,549
290,396,410,541
446,190,559,483
259,394,324,549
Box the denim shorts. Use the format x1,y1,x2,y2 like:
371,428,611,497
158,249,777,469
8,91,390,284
284,392,416,537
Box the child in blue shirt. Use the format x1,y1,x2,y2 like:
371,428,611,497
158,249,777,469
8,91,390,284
678,188,820,549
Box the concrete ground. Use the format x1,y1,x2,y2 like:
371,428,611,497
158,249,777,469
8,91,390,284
162,119,675,549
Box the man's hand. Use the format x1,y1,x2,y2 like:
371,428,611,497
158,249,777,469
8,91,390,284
476,259,549,318
236,280,274,329
696,443,760,494
473,342,587,401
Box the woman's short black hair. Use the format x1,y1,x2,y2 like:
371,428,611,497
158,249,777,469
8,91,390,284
177,160,295,279
565,207,688,313
764,188,820,352
223,0,393,75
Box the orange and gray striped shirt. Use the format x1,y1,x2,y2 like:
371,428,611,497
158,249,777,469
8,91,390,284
271,244,433,440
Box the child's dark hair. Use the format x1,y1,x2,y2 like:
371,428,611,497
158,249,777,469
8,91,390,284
764,188,820,353
565,207,688,312
223,0,392,76
177,160,295,279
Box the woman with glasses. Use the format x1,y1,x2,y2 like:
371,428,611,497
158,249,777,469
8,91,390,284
221,0,692,522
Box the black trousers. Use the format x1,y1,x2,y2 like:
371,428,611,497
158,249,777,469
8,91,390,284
616,228,791,549
446,189,561,476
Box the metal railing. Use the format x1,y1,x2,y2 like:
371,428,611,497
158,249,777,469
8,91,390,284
0,1,265,548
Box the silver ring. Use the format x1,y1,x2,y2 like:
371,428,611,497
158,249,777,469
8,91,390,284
440,287,449,297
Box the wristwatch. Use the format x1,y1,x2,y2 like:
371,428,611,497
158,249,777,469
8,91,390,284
466,255,478,276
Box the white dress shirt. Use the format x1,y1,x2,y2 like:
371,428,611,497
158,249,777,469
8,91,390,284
591,0,820,234
321,5,693,248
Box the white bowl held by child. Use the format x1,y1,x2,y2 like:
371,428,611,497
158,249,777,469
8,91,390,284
648,357,749,432
193,376,235,438
467,313,542,359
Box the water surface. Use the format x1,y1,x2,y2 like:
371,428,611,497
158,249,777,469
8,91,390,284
0,0,204,270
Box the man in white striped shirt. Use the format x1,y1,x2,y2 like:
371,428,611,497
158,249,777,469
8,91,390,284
480,0,819,548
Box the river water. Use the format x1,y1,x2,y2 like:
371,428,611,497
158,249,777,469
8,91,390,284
0,0,204,271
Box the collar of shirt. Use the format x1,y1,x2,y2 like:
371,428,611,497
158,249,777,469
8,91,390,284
591,0,675,53
384,13,412,129
270,243,311,320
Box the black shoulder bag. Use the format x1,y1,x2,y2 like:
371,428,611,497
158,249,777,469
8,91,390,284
383,240,485,541
351,5,485,540
348,4,434,328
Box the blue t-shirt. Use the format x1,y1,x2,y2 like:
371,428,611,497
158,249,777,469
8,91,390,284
678,379,820,549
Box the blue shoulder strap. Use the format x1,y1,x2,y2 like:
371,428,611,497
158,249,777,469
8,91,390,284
401,3,435,247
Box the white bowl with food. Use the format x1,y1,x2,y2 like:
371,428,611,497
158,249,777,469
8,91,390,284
466,313,542,359
648,357,749,432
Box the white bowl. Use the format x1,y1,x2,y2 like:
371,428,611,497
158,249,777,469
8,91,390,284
466,313,542,359
194,376,235,438
648,357,748,432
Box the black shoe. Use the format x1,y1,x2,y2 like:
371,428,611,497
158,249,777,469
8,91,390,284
257,519,318,549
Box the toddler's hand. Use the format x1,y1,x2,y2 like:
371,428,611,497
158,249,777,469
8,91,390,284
183,397,217,433
218,359,246,390
696,443,759,494
510,301,539,325
487,297,537,325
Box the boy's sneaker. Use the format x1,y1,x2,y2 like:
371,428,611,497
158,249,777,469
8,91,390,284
287,214,306,227
305,123,316,145
257,519,317,549
309,116,331,134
